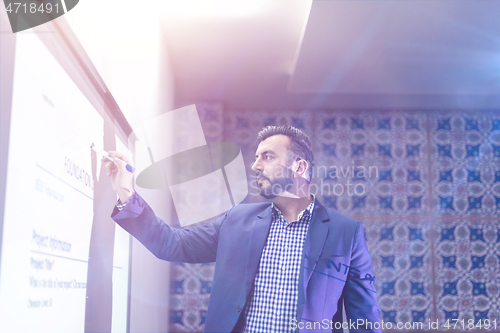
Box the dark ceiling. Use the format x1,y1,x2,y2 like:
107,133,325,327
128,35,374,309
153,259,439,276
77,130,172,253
160,0,500,110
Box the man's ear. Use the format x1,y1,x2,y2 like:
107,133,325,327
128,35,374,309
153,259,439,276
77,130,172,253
293,159,308,178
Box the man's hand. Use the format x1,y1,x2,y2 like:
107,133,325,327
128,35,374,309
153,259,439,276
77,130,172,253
102,151,135,203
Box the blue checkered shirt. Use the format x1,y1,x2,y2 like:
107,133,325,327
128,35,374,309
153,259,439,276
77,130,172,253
243,197,315,333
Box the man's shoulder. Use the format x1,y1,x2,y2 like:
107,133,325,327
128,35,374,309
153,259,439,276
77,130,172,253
229,201,272,216
317,200,361,230
323,205,359,223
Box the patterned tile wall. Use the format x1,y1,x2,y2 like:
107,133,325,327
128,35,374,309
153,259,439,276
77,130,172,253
170,107,500,332
430,113,500,328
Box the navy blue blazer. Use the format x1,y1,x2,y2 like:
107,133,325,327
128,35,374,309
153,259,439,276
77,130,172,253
112,193,381,333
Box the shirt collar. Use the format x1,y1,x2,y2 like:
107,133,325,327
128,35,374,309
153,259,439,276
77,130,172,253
271,194,316,224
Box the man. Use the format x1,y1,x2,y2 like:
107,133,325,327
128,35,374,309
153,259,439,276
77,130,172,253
105,125,381,333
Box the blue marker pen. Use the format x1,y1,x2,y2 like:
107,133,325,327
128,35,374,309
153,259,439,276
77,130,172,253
90,143,135,173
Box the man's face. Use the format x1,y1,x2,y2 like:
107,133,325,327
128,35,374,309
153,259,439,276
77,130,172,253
251,135,294,199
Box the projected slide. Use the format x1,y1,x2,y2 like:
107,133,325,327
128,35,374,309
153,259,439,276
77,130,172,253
0,33,128,332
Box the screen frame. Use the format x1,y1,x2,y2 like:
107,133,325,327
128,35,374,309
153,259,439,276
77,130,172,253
0,6,135,332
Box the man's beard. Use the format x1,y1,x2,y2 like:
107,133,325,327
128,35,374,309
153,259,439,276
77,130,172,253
257,170,294,199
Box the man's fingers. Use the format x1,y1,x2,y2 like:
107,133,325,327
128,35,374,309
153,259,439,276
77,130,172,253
105,161,115,177
107,151,132,164
101,151,133,177
104,160,123,176
112,157,127,171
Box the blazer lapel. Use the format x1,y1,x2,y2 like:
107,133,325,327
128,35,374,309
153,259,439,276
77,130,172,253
297,201,330,320
244,205,273,296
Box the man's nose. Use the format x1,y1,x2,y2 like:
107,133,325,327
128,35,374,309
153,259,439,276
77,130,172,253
251,158,262,172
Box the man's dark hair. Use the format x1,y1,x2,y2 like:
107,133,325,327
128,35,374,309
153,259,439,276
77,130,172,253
255,125,314,181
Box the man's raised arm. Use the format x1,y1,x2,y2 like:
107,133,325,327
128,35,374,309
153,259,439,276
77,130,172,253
103,151,226,263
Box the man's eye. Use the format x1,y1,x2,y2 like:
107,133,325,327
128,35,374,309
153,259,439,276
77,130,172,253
265,155,273,160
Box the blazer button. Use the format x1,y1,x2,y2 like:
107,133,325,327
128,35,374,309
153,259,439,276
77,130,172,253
237,305,242,312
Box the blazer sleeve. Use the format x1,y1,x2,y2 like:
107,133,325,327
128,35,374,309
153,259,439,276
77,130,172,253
342,222,382,333
111,191,231,263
